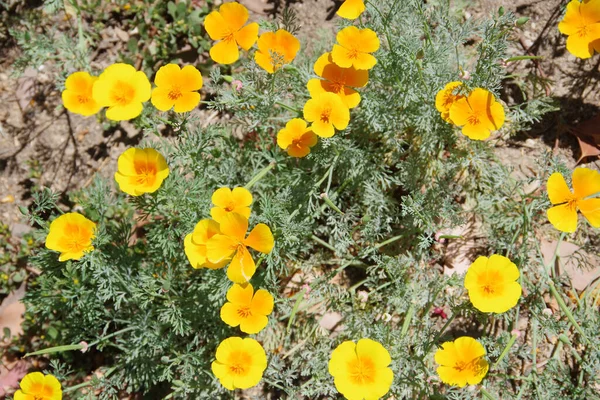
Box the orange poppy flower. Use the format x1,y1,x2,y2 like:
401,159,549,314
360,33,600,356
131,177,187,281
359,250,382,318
92,63,151,121
114,148,170,196
254,29,301,73
546,168,600,232
435,81,464,124
206,213,274,283
211,337,267,390
336,0,365,20
307,52,368,109
558,0,600,59
435,337,489,387
45,213,96,262
276,118,318,158
61,71,102,116
14,372,62,400
204,2,259,64
448,88,505,140
184,219,230,269
331,26,380,70
303,92,350,138
151,64,203,113
210,187,252,224
220,283,274,334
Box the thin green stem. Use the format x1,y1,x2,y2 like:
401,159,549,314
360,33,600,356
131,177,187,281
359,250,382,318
400,304,416,338
321,193,344,215
492,333,518,370
245,162,275,189
480,387,498,400
548,281,590,344
311,234,336,252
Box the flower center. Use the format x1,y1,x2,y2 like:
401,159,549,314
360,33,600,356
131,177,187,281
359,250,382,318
320,108,332,124
227,351,251,376
223,32,236,44
237,306,252,318
111,81,136,106
168,87,182,101
467,111,482,126
134,162,157,186
347,48,360,60
77,95,89,104
330,80,344,94
348,357,376,385
567,198,579,211
576,24,590,38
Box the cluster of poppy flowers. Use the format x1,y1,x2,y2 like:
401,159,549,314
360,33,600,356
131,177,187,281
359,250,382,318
33,1,600,398
62,63,204,120
435,82,505,140
183,186,275,390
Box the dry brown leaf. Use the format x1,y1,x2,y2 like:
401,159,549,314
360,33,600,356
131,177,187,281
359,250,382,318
0,284,26,338
541,240,600,292
569,113,600,163
0,360,29,397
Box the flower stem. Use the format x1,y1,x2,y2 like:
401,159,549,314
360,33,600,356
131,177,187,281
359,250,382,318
480,387,498,400
320,192,344,215
244,162,275,189
492,333,518,370
400,304,416,337
548,281,590,345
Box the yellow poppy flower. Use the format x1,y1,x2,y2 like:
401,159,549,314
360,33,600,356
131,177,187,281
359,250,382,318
464,255,522,313
204,2,259,64
448,88,505,140
61,71,102,116
307,52,369,109
331,26,380,70
211,336,267,390
303,92,350,138
276,118,318,158
328,338,394,400
151,64,203,113
205,213,274,283
184,219,230,269
14,372,62,400
546,167,600,232
254,29,301,73
210,187,253,223
92,63,151,121
336,0,365,20
435,81,464,124
558,0,600,59
114,148,170,196
45,213,96,262
220,283,274,334
435,336,489,387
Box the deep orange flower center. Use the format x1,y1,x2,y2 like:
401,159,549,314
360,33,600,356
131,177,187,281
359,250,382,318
237,306,252,318
566,197,579,211
347,48,360,60
77,95,90,104
320,108,332,124
64,224,89,252
348,356,376,385
224,202,236,212
168,86,182,101
134,162,157,186
227,351,252,376
110,81,136,106
223,32,236,44
478,271,502,296
329,80,345,94
576,23,590,38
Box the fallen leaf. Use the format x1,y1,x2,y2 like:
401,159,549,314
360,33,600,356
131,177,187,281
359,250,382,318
569,113,600,163
0,284,26,338
541,240,600,291
0,360,29,397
